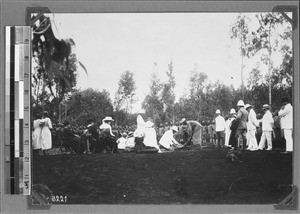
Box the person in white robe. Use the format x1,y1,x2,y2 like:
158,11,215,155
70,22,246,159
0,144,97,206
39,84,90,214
143,121,161,151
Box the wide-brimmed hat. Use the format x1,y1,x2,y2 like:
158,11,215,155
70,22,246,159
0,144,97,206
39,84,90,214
237,100,245,107
103,116,114,121
215,109,221,114
230,108,236,114
262,104,270,110
171,126,178,132
245,104,252,109
145,121,154,128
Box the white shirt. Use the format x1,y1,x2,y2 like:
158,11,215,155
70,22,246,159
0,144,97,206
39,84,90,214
99,122,115,136
125,137,135,148
261,110,274,131
215,115,226,132
117,137,127,149
159,130,178,149
247,109,259,130
278,103,293,129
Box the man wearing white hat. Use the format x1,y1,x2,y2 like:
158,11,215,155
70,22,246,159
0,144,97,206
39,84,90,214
258,104,274,151
99,116,115,137
245,104,259,151
236,100,249,150
159,126,182,151
215,109,226,148
225,108,236,147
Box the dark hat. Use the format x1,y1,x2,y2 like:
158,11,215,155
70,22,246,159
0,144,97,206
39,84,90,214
281,97,289,103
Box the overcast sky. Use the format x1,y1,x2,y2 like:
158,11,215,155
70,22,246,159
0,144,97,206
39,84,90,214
47,13,287,113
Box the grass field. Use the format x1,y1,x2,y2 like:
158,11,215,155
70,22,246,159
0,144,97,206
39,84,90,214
32,146,292,205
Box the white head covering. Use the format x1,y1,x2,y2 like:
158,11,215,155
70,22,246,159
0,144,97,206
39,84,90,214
216,109,221,114
137,115,145,128
237,100,245,107
171,126,178,132
245,104,252,109
134,115,146,138
230,108,236,114
102,116,114,123
145,121,154,128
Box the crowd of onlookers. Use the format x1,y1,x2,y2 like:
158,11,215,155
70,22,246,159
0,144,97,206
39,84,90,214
33,97,293,155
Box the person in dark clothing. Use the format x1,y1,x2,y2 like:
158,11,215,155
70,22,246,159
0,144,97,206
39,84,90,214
229,117,240,150
85,119,100,154
62,120,81,154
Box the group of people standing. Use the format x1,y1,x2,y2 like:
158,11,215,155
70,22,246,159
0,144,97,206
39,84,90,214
212,98,293,153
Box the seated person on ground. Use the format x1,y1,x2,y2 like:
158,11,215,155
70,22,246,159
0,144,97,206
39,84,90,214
116,132,128,152
125,131,135,151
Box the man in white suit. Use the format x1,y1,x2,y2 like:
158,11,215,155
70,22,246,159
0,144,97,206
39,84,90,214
245,104,259,151
258,104,274,151
278,97,293,153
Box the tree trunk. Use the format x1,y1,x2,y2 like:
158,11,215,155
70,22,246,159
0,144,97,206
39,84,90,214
58,103,62,123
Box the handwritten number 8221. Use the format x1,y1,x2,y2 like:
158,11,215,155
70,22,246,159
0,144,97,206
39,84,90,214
52,195,67,203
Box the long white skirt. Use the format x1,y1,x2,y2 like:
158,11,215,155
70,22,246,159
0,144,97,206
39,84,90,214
41,126,52,150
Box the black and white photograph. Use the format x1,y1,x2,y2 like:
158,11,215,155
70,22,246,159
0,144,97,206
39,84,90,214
31,11,294,205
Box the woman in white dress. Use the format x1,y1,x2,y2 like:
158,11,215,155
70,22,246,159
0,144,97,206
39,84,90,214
41,112,52,154
32,114,43,153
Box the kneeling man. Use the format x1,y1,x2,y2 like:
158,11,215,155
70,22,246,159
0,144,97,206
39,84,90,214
159,126,182,151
